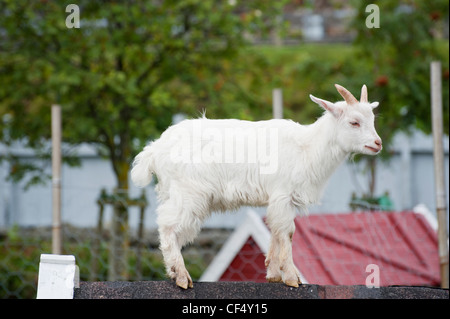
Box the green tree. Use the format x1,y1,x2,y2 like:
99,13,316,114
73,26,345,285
352,0,449,141
0,0,286,279
350,0,449,199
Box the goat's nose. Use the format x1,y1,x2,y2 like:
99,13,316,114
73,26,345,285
375,139,382,147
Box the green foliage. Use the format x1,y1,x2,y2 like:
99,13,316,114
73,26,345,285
0,0,286,188
0,0,448,187
0,234,49,299
351,0,449,151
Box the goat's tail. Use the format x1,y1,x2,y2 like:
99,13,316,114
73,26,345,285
131,144,155,188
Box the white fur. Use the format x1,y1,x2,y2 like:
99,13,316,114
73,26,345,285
131,84,382,288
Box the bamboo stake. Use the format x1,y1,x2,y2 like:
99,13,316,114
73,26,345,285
272,88,283,119
430,61,449,288
51,105,62,255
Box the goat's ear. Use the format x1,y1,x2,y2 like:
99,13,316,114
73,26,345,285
370,102,379,109
310,94,342,117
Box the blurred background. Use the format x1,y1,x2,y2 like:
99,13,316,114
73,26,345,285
0,0,448,298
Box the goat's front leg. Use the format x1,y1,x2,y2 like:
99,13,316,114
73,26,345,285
278,228,301,287
265,199,302,287
265,234,282,283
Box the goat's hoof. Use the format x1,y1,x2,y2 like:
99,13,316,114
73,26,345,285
175,274,194,289
176,278,194,289
283,272,302,288
176,279,187,289
284,275,302,288
176,279,193,289
284,279,300,288
266,276,283,283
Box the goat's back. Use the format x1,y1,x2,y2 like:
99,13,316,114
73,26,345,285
132,118,303,207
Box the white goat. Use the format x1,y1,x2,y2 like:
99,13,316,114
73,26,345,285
131,84,382,289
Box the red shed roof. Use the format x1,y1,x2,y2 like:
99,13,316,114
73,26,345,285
220,236,267,283
200,209,441,287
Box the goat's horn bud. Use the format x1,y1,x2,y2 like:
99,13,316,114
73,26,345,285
335,84,358,105
360,84,368,103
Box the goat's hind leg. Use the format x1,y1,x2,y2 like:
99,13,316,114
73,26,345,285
157,201,203,289
159,228,193,288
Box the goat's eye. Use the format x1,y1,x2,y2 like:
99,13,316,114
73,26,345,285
350,121,360,127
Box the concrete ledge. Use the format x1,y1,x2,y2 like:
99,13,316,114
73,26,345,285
74,281,448,299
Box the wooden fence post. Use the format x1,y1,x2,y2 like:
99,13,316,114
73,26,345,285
431,61,449,289
51,105,62,255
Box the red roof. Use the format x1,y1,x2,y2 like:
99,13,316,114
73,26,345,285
292,211,440,286
203,210,441,287
220,236,267,282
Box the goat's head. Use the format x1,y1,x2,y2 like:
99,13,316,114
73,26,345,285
309,84,382,155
